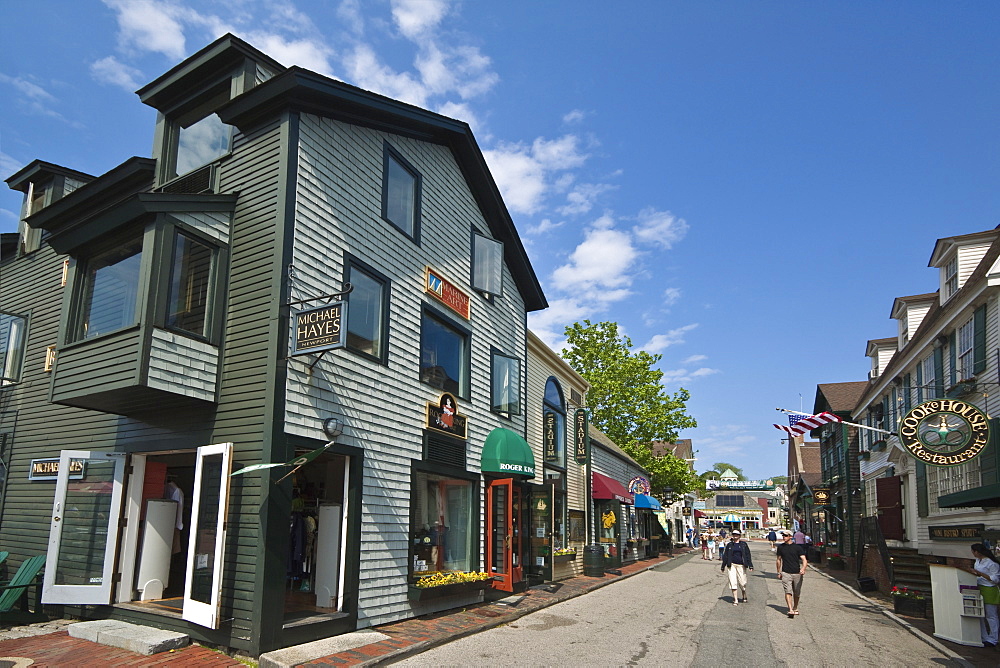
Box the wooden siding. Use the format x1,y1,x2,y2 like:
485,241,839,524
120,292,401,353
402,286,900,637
147,328,218,401
173,210,231,245
286,114,528,627
49,329,142,400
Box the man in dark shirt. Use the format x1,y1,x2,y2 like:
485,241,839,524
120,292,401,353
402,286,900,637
776,530,807,616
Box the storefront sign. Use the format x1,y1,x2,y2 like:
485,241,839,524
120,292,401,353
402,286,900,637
29,458,85,481
425,267,470,319
290,302,345,355
928,524,985,541
811,487,831,505
426,393,467,439
898,399,991,467
706,479,775,490
682,507,692,516
574,409,589,464
628,476,651,495
544,411,558,462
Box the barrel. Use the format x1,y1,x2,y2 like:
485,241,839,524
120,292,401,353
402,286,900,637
583,545,605,577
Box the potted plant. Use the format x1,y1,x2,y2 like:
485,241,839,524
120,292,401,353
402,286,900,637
891,586,927,617
827,553,846,569
553,547,577,563
407,571,494,601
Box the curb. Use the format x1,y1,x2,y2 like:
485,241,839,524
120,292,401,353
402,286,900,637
360,550,696,667
807,565,974,668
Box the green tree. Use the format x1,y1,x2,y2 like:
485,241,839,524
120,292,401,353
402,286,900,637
561,320,699,495
707,462,746,480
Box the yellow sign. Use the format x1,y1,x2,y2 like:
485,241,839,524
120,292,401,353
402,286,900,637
29,458,85,480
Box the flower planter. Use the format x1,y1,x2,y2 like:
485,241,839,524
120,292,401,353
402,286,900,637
827,558,846,570
893,596,927,618
553,553,577,563
408,579,491,602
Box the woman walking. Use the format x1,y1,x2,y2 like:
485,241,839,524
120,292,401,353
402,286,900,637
721,530,754,605
968,543,1000,648
700,533,710,560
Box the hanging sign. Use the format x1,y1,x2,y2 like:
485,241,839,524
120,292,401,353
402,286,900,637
628,476,651,495
544,410,558,462
426,393,467,439
574,409,589,464
290,301,346,355
811,487,831,505
898,399,991,467
425,267,470,319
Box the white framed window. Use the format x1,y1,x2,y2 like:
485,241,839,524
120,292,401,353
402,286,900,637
928,459,981,513
957,317,975,380
920,354,935,400
944,257,959,298
899,312,909,346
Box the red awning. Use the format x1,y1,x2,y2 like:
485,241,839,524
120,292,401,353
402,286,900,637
592,473,634,504
694,509,706,518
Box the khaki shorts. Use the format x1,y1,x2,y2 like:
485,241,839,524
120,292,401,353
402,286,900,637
780,572,803,596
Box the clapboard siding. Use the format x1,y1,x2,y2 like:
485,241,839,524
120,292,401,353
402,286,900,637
285,114,528,626
147,328,218,401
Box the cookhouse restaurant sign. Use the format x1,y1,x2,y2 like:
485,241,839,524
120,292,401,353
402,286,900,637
898,399,991,467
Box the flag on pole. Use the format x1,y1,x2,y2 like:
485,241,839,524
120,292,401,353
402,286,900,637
773,411,842,436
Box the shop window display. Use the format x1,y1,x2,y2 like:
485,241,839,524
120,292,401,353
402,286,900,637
411,472,473,577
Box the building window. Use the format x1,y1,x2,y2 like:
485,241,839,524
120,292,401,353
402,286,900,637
944,257,958,298
919,354,935,401
410,471,474,578
165,232,214,338
346,261,388,361
0,313,27,386
899,313,909,346
928,460,981,513
543,378,565,467
957,317,975,380
382,145,420,239
472,234,503,296
420,310,467,396
490,351,520,414
715,494,744,507
546,471,567,550
175,114,232,177
77,236,144,341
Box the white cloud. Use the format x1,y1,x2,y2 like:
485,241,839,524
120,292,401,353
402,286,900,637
90,56,143,91
0,73,74,124
528,298,592,352
103,0,189,60
484,136,587,215
391,0,450,39
562,109,586,124
526,218,563,236
551,220,636,296
682,354,707,364
663,287,681,306
690,367,720,378
243,33,334,74
342,42,429,106
557,182,615,216
640,324,699,353
633,207,689,249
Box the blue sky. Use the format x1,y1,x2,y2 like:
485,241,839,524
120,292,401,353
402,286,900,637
2,1,998,480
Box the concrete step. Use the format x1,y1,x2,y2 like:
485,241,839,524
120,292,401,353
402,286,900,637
68,620,189,656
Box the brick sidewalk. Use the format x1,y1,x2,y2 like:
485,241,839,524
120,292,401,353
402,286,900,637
298,548,694,667
0,630,246,667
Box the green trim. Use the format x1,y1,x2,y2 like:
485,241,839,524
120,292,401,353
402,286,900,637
974,304,987,375
916,461,929,517
938,483,1000,509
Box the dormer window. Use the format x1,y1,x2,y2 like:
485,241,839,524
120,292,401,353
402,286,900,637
156,83,234,187
899,312,909,346
176,113,232,177
944,257,958,298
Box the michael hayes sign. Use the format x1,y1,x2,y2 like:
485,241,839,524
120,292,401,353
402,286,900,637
291,302,346,356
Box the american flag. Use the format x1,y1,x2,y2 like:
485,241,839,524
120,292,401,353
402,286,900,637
773,411,842,436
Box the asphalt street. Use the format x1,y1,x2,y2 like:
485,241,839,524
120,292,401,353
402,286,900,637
393,541,959,667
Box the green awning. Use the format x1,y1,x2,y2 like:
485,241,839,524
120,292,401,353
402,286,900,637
482,428,536,478
938,482,1000,508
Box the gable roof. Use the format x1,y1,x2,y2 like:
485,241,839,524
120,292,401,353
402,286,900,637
815,381,868,415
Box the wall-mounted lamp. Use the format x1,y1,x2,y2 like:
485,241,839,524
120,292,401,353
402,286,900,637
323,417,344,441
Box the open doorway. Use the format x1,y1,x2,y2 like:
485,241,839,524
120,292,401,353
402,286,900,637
283,452,350,626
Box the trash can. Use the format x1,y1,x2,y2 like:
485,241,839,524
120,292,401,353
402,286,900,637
583,545,605,577
856,576,877,593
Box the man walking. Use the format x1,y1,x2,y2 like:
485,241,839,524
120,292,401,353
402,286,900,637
720,529,753,605
776,530,807,617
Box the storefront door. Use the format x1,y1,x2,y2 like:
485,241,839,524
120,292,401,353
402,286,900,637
486,478,523,592
42,444,233,629
529,486,552,583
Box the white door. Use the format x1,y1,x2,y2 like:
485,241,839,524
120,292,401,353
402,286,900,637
182,442,232,628
42,450,127,604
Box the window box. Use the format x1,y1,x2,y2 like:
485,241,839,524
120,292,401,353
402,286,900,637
553,552,577,563
946,380,977,398
858,451,871,461
407,579,491,602
871,440,887,452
